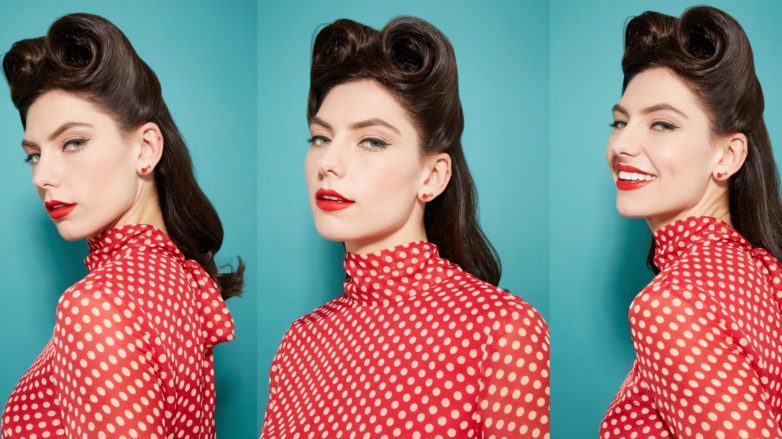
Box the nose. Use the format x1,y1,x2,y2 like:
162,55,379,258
32,152,62,191
607,123,642,158
316,138,348,179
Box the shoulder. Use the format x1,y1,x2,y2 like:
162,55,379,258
54,279,146,344
444,267,549,343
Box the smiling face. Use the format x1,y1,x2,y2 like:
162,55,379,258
606,67,729,230
23,90,142,240
305,79,433,254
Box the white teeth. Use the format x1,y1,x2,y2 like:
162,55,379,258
618,171,656,181
322,195,343,201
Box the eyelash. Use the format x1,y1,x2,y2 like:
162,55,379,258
609,120,678,132
306,136,390,151
23,138,89,165
359,138,389,151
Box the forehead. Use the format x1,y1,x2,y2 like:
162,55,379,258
25,90,113,138
619,67,702,113
315,79,415,129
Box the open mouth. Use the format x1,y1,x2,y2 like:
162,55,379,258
616,164,656,190
315,189,354,211
44,200,77,219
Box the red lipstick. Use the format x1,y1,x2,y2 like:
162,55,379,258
616,163,657,191
45,200,77,219
315,189,354,211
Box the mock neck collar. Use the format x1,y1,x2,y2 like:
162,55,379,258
85,224,182,272
343,240,449,304
652,216,748,270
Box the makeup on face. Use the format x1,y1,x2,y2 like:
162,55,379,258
315,188,354,211
44,200,77,219
304,80,428,253
606,68,720,224
615,163,657,191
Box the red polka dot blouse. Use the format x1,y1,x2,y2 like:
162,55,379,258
1,224,235,439
601,216,782,438
261,241,550,439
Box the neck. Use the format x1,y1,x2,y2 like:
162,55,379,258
647,188,730,233
344,208,427,255
110,182,167,234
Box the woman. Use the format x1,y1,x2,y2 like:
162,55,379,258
1,13,243,438
261,17,549,439
601,6,782,438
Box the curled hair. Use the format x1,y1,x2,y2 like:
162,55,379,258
309,17,501,285
3,13,244,299
621,7,782,272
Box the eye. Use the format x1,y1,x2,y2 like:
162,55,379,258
307,135,330,147
609,120,627,129
651,121,677,132
24,152,40,165
63,138,88,152
359,138,389,151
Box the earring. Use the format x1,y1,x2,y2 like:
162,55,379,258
140,164,152,175
715,168,729,179
421,193,432,201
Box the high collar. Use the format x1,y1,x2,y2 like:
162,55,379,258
652,216,749,271
343,240,448,304
85,224,182,272
85,223,234,348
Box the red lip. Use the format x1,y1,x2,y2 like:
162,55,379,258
615,163,656,191
44,200,77,219
315,189,354,211
616,163,655,175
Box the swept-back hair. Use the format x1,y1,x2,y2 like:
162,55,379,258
3,13,244,298
621,7,782,272
308,17,501,285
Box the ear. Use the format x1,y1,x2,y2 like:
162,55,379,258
134,122,164,176
418,153,452,202
712,132,748,181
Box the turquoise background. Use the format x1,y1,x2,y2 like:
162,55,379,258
550,1,782,437
258,0,550,430
0,2,258,438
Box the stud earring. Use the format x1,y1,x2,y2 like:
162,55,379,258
140,164,152,175
716,168,729,179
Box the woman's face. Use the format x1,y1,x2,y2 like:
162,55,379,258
606,67,724,230
305,79,431,254
23,90,141,240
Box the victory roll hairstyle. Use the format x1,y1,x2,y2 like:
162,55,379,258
308,17,501,285
3,13,244,299
621,6,782,272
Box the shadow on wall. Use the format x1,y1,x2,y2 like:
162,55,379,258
603,218,654,358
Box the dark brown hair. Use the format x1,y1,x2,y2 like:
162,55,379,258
308,17,501,285
2,13,244,299
621,6,782,273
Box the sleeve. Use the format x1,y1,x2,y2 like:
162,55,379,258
479,303,550,439
631,285,782,439
52,282,166,439
260,328,293,438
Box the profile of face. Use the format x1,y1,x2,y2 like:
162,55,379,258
305,79,450,254
22,90,159,240
606,67,746,230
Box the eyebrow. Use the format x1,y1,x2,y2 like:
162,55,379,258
309,116,401,134
21,122,94,148
612,103,689,119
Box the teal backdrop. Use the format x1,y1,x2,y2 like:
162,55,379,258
258,0,550,430
0,2,258,438
551,1,782,437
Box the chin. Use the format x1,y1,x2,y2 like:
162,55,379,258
615,199,654,219
53,222,96,241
